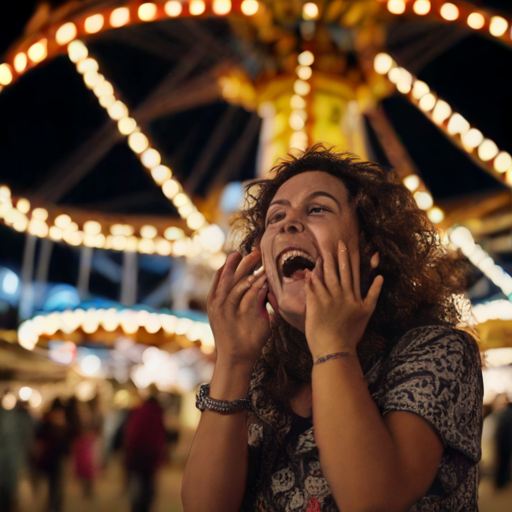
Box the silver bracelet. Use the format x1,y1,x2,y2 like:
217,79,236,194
195,383,252,414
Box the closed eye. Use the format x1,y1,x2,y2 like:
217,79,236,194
309,206,329,214
267,211,286,225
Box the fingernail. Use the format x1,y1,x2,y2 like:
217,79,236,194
248,275,255,284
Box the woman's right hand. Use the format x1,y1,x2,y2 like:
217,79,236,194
207,249,270,367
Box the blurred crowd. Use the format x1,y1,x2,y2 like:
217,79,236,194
0,385,179,512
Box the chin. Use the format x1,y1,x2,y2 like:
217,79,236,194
277,297,306,333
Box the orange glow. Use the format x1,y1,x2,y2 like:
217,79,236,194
110,7,130,27
213,0,232,15
241,0,259,16
413,1,430,15
165,1,182,17
467,13,485,30
440,3,459,21
387,0,406,15
85,14,104,34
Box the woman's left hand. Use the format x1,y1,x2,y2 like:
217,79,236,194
305,241,384,361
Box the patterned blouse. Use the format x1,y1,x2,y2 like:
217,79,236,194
241,325,483,512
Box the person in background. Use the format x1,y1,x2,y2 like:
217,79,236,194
494,394,512,489
124,385,166,512
34,399,69,512
0,395,36,512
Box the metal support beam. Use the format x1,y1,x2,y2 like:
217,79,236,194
120,250,138,306
77,246,93,300
19,234,37,320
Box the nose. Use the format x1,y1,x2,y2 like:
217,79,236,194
280,212,305,234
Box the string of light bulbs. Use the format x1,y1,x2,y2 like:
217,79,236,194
373,52,512,187
383,0,511,46
17,307,215,352
0,1,262,91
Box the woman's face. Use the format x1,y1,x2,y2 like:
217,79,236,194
260,171,360,332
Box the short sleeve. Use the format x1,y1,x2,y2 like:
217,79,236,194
378,326,483,463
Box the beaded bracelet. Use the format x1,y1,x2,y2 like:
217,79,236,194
195,383,252,414
314,352,356,365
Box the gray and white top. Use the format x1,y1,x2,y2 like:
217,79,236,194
242,325,483,512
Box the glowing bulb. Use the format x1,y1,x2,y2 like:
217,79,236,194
414,191,433,210
289,111,306,131
56,22,77,45
139,3,157,21
107,101,128,121
432,100,452,124
494,152,512,173
162,179,180,199
55,214,72,229
2,393,16,410
80,354,101,375
298,51,314,66
489,16,508,37
28,40,47,63
213,0,231,15
155,238,172,256
396,68,413,94
118,117,137,135
241,0,259,16
128,132,149,154
374,53,393,75
447,113,470,135
19,387,33,401
413,0,430,15
403,174,420,192
387,0,406,15
32,208,48,221
151,165,172,184
411,80,429,99
186,212,206,230
165,1,182,16
418,93,436,112
173,192,188,208
99,94,115,108
462,128,483,148
110,7,130,27
17,198,30,213
290,94,306,109
388,67,400,84
189,1,206,15
303,3,319,20
164,227,184,240
68,40,88,63
141,225,157,239
14,53,27,73
478,139,499,162
427,207,444,223
83,71,104,88
467,12,485,30
83,220,102,235
49,226,63,240
294,79,311,96
77,58,99,74
296,65,312,80
93,80,114,97
440,3,459,21
85,14,104,33
0,64,13,86
140,148,161,169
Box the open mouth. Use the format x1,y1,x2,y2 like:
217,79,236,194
278,249,316,282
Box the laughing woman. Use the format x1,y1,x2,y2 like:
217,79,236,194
181,144,483,512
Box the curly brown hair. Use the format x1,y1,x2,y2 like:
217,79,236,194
232,144,471,409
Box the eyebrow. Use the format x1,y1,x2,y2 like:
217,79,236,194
268,191,342,211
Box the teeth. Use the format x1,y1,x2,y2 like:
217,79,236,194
279,249,315,269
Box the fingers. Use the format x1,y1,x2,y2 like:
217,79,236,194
236,272,267,312
239,272,268,315
233,249,262,284
363,275,384,315
322,250,339,296
338,241,354,298
370,252,380,269
207,264,225,309
350,247,361,303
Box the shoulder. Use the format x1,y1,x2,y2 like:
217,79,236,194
389,325,481,369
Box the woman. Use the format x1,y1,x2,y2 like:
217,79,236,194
182,144,483,512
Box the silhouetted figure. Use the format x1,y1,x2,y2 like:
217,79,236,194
495,400,512,488
34,399,69,512
0,398,36,512
124,387,166,512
